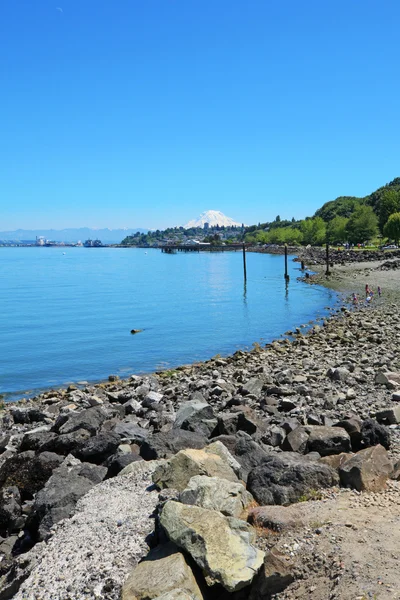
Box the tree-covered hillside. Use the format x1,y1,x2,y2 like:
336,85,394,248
244,177,400,246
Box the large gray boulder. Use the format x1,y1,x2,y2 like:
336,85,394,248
247,453,339,505
140,430,207,460
122,543,203,600
55,406,109,436
179,475,254,518
153,448,238,492
173,399,217,437
160,501,264,592
112,422,150,444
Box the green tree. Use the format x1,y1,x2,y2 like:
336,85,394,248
378,189,400,233
299,217,326,245
383,212,400,245
346,205,378,244
327,216,349,244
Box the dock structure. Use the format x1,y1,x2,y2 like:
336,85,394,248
161,244,246,253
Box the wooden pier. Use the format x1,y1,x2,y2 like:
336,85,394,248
161,244,246,253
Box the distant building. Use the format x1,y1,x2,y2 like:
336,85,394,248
84,239,103,247
36,236,46,246
203,222,209,231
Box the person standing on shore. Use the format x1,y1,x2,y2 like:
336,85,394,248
378,286,382,297
365,284,370,297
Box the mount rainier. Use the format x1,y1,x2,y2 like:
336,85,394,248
183,210,243,229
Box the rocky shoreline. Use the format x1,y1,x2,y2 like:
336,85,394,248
1,260,400,599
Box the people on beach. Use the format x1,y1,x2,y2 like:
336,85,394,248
378,286,382,297
352,293,358,304
365,284,370,297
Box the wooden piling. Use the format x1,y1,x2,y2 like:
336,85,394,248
325,242,331,276
242,243,247,282
284,244,290,280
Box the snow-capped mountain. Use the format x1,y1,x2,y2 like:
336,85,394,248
183,210,243,229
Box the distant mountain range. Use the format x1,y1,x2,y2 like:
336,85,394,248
183,210,243,229
0,227,148,244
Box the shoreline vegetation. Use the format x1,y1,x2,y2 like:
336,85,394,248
0,250,400,598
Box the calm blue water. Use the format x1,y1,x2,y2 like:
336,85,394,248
0,248,338,400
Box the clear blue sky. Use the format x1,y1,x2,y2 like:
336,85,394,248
1,0,400,230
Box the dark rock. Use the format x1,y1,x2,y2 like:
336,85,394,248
232,434,270,482
210,434,238,456
278,399,297,412
307,414,321,426
217,407,263,437
77,462,108,484
20,431,57,453
280,419,301,434
217,413,240,435
0,487,22,536
74,432,121,464
375,406,400,426
41,428,91,455
330,367,350,382
106,453,143,478
112,422,149,444
28,458,107,541
10,408,48,425
261,425,286,447
305,426,351,456
142,391,164,409
334,417,363,451
281,427,309,453
247,453,339,505
240,378,263,397
0,435,10,453
173,399,217,437
360,419,391,450
55,406,108,436
140,430,207,460
0,452,64,500
249,547,295,598
236,408,264,435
